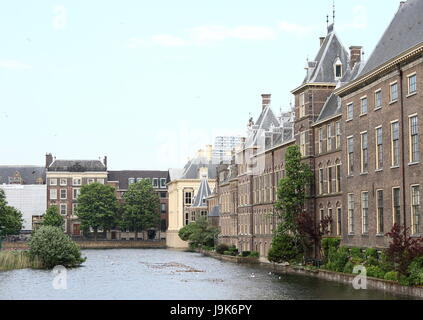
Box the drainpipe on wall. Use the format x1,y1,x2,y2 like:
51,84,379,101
397,64,407,237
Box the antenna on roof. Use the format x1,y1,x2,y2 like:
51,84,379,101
326,14,329,28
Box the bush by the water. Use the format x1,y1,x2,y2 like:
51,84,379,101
29,226,86,269
241,251,251,257
407,256,423,286
249,251,260,258
216,244,229,255
268,232,302,263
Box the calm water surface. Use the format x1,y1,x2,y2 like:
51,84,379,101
0,249,412,300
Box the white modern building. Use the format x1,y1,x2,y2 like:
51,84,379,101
0,184,47,231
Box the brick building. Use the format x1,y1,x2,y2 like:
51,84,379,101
45,153,108,235
336,0,423,248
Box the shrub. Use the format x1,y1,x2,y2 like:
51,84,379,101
228,245,239,255
223,251,236,256
241,251,251,257
321,238,341,263
384,271,399,282
325,247,349,272
343,261,354,274
365,248,379,260
366,265,386,279
29,226,86,269
215,244,229,255
407,256,423,286
202,245,213,251
350,247,363,259
249,251,260,258
268,232,302,263
366,256,380,267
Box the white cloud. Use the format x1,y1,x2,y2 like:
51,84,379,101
151,34,187,47
337,5,368,31
277,21,316,36
0,59,31,70
53,5,67,30
128,24,278,48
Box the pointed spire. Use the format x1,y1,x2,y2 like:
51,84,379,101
333,0,336,25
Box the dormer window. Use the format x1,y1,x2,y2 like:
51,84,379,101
334,57,342,80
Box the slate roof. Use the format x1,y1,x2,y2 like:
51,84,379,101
304,24,349,84
179,157,218,180
192,178,212,207
245,106,280,148
48,160,106,172
107,170,169,190
359,0,423,77
0,166,46,185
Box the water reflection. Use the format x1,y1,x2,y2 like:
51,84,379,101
0,249,412,300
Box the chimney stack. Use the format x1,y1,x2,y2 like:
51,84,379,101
261,94,271,110
319,37,325,46
103,156,108,169
349,46,363,69
45,153,53,168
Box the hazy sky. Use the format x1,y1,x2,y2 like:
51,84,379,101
0,0,402,170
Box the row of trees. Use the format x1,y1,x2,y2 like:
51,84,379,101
47,179,161,240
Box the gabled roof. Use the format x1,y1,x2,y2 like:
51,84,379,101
359,0,423,77
0,166,46,185
192,178,212,207
245,106,279,148
179,157,217,180
304,24,349,84
48,160,106,172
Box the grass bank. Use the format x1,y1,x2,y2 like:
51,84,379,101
0,251,43,271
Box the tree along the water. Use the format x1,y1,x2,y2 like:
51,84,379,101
41,206,65,230
178,217,219,248
76,183,119,240
0,189,23,239
121,179,161,240
272,145,331,260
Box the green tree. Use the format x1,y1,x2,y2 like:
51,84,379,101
0,189,23,239
121,179,160,240
29,226,85,269
76,183,118,240
41,206,64,230
178,217,219,248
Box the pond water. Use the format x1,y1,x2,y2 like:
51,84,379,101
0,249,412,300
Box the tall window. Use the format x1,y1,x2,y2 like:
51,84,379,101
409,115,419,163
377,190,384,234
319,128,324,154
300,132,306,156
319,168,324,195
299,93,305,118
60,189,67,200
393,187,401,225
49,179,57,186
347,137,354,175
160,178,167,188
336,164,341,192
360,97,368,115
348,194,355,234
361,132,368,173
73,188,80,200
337,207,342,236
390,82,398,102
375,89,382,109
376,127,383,170
184,191,192,205
327,123,333,151
411,185,421,235
335,121,341,149
347,103,354,120
153,178,159,188
50,189,57,200
60,204,67,216
408,74,417,94
361,192,369,234
391,122,400,167
328,167,333,194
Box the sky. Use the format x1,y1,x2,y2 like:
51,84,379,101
0,0,403,170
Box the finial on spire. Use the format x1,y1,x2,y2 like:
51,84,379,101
333,0,336,25
326,14,329,28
